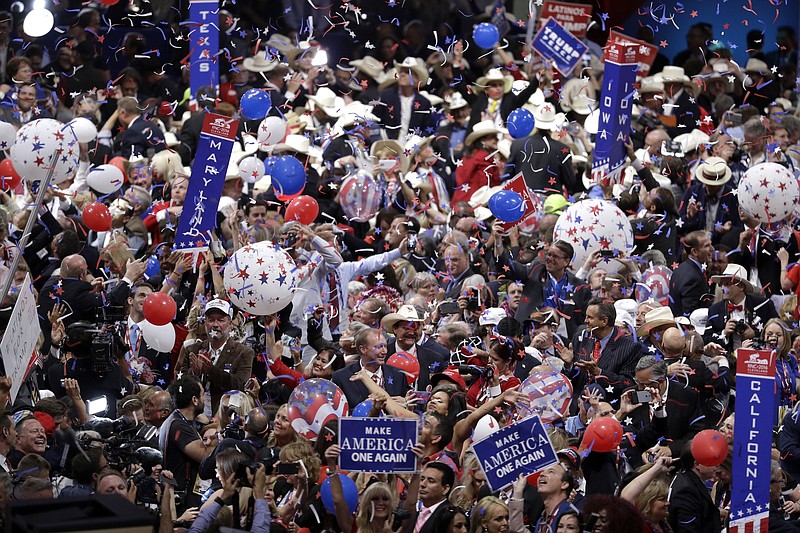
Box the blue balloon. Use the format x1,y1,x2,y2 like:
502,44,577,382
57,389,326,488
145,256,160,278
473,23,500,49
272,155,306,198
488,190,526,223
240,89,272,120
507,108,535,139
352,399,373,417
320,474,359,515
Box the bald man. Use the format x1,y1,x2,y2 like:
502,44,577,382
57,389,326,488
661,327,730,426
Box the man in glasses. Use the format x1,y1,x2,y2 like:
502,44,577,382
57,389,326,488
381,305,449,391
618,356,704,468
705,263,777,349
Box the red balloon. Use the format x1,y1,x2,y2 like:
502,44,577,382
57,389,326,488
100,0,120,5
0,159,21,191
691,429,728,466
386,351,420,385
108,156,128,183
581,416,623,453
142,292,177,326
82,202,112,231
284,195,319,225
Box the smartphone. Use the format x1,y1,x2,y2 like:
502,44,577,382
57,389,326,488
276,463,300,475
728,112,743,126
416,390,431,403
599,250,617,258
631,390,653,404
438,301,460,315
379,159,397,171
159,473,177,486
407,233,417,250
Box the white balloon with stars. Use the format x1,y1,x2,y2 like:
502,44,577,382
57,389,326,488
223,240,297,315
737,162,799,224
553,199,634,268
9,119,80,185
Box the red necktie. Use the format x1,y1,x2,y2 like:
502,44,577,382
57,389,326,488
328,270,340,331
592,340,601,362
727,302,743,312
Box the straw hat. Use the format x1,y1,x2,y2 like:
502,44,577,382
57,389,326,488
350,56,387,84
371,139,407,173
242,51,280,73
393,57,429,84
307,88,345,118
636,306,680,338
660,66,690,84
710,264,754,293
264,33,294,56
381,304,425,330
475,68,513,94
639,76,664,95
465,120,508,146
694,156,732,186
560,78,597,115
744,58,769,75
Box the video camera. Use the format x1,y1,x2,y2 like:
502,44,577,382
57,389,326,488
64,321,124,376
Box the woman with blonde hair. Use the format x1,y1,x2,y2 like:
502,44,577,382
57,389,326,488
470,495,524,533
450,454,486,516
759,318,799,421
353,481,399,533
275,440,326,531
620,457,673,533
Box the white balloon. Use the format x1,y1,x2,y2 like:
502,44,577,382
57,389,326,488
9,119,79,184
86,164,124,195
553,199,634,269
223,240,296,315
257,116,287,150
0,122,16,150
66,117,98,143
23,8,53,38
139,320,176,353
238,156,265,184
738,162,799,224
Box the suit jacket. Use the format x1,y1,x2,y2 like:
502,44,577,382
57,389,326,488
374,89,435,139
678,182,740,242
565,327,641,412
498,257,591,339
442,267,476,300
505,132,578,194
668,470,721,533
115,115,167,158
332,361,410,410
728,227,800,297
703,293,778,345
409,499,451,533
668,259,710,318
466,78,539,131
663,90,702,137
628,380,704,458
177,340,255,414
387,336,450,391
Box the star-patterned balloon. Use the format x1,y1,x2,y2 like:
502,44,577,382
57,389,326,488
222,240,297,315
9,119,80,185
339,170,381,222
738,162,799,224
552,199,634,269
517,370,573,423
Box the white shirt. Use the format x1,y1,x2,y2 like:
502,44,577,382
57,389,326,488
364,366,384,387
399,93,414,139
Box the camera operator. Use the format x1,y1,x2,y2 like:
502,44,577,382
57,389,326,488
47,321,133,419
159,375,213,513
177,299,255,417
198,407,275,492
59,447,107,497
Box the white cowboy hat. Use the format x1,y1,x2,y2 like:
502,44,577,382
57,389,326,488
265,33,294,56
351,56,387,84
242,52,280,73
534,103,559,131
744,58,769,74
674,129,710,153
522,88,546,114
445,92,469,111
420,91,443,107
660,66,690,84
639,76,664,95
560,78,597,116
468,184,505,221
371,139,408,173
393,57,429,84
695,156,732,186
636,306,680,338
475,68,513,94
334,101,380,129
381,304,426,330
465,120,508,146
272,134,322,160
307,88,345,118
710,263,754,293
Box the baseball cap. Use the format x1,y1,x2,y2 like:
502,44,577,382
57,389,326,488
479,307,507,326
543,194,571,215
430,367,467,390
204,299,233,317
557,447,581,470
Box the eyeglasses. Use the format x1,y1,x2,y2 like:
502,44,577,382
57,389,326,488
635,379,660,389
545,251,568,260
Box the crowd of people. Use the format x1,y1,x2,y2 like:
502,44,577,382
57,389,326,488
0,1,799,533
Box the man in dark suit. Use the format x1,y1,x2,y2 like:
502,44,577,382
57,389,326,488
619,356,705,465
125,281,172,387
678,157,740,244
668,230,714,317
405,461,454,533
704,263,778,348
373,58,435,139
113,96,167,158
332,327,409,409
560,298,641,412
177,85,215,165
382,305,449,391
0,82,50,127
504,103,578,194
178,299,255,415
494,237,591,339
466,69,539,131
441,244,475,300
660,66,702,136
668,442,722,533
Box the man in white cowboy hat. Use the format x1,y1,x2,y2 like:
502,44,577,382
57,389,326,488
704,263,777,349
307,87,345,133
658,65,701,136
741,57,779,113
381,304,449,390
372,57,435,140
321,101,381,167
505,101,579,194
678,156,740,243
467,69,539,130
350,56,386,105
